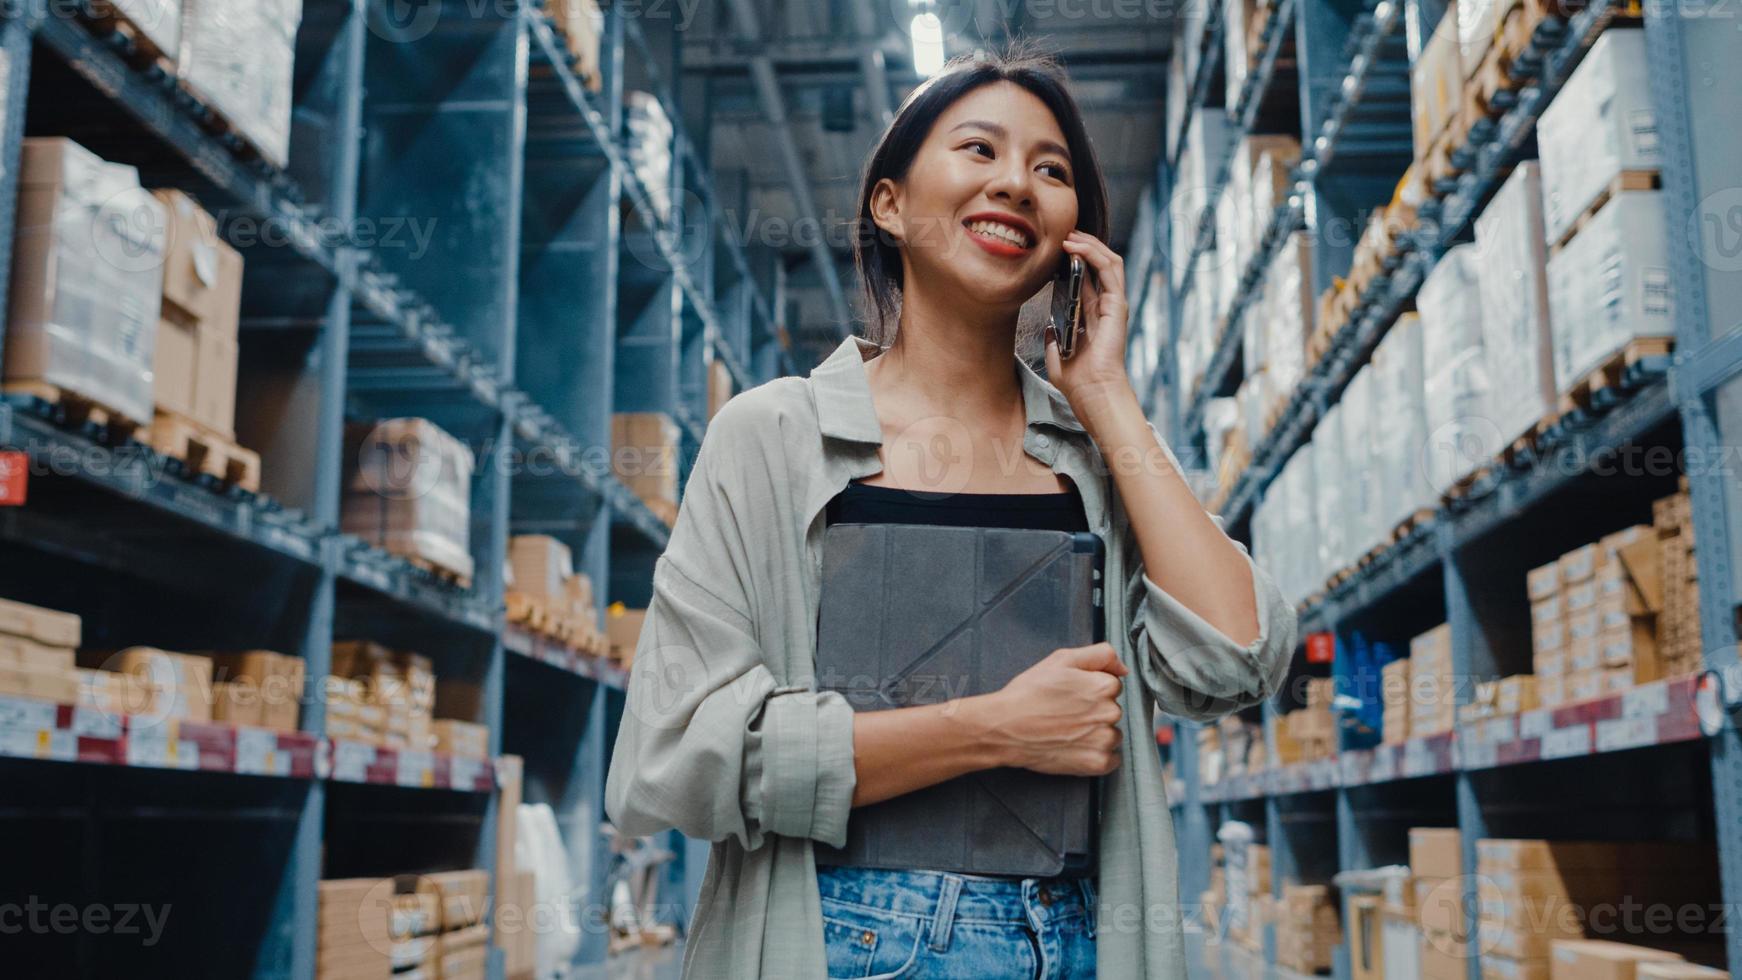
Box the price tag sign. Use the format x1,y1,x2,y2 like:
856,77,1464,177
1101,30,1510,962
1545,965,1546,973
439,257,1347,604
1541,725,1591,760
1621,682,1668,720
1519,709,1553,739
333,740,373,782
72,707,123,739
1403,739,1433,777
1370,749,1397,783
236,728,277,775
127,727,171,767
450,756,483,790
0,696,56,732
397,750,433,787
1595,715,1654,753
1461,737,1497,770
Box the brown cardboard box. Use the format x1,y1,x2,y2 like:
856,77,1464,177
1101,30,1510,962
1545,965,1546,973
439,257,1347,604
205,650,304,732
1411,828,1463,878
1550,940,1685,980
1420,929,1471,980
0,596,81,647
1484,955,1554,980
212,680,265,727
432,719,489,759
424,869,489,930
1635,964,1730,979
549,0,603,90
0,664,79,703
0,634,75,674
610,412,679,508
496,754,523,901
606,604,648,666
1414,876,1466,936
151,189,243,437
115,647,213,721
508,535,573,600
1527,561,1562,600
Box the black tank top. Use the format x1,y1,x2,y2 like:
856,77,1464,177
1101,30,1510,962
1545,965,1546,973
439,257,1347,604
824,478,1090,533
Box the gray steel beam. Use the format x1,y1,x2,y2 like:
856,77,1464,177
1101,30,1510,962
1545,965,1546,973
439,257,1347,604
722,0,853,335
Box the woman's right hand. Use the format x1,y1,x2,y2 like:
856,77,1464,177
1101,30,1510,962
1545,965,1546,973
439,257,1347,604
979,643,1129,777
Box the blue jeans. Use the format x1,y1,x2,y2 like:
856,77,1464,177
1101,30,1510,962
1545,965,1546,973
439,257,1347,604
815,865,1097,979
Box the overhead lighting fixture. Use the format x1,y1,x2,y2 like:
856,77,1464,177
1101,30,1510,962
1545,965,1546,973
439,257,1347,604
911,12,945,76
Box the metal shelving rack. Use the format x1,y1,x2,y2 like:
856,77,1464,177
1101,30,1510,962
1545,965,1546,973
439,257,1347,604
0,1,788,976
1129,0,1742,976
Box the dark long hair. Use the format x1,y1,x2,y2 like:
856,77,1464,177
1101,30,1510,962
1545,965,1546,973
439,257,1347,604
851,40,1111,349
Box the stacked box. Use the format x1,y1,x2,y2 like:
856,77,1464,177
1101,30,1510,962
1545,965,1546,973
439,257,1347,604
1313,402,1347,583
1278,679,1337,762
1654,489,1703,676
151,190,244,438
1538,526,1663,706
1213,184,1243,327
549,0,604,91
1410,2,1464,160
1171,110,1230,290
179,0,302,169
1223,0,1256,107
1261,233,1312,414
1550,942,1695,980
204,650,303,732
611,412,680,515
1409,625,1455,736
1277,884,1340,973
1232,136,1300,265
509,535,573,602
1546,189,1673,393
1340,367,1382,559
1419,244,1496,495
7,138,164,425
1381,657,1411,745
495,869,538,978
1475,162,1559,446
432,720,490,760
625,91,674,224
341,418,476,583
606,603,648,668
0,598,81,705
78,668,158,718
1410,827,1465,960
1478,840,1719,977
110,647,214,722
330,641,437,749
1369,312,1434,533
1537,29,1659,245
317,878,393,980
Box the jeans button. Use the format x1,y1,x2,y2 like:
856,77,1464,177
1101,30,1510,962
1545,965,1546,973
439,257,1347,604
860,929,874,946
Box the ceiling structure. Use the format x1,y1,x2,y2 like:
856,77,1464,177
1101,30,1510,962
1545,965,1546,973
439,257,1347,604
673,0,1175,367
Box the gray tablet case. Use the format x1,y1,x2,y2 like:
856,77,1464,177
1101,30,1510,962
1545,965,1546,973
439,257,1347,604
812,523,1105,877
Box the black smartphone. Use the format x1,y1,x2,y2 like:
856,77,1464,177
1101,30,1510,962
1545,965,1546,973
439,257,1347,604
1050,255,1087,359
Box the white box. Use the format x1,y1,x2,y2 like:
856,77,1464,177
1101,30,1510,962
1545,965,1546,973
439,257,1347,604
1537,28,1659,245
1369,312,1434,531
179,0,302,169
1419,244,1496,495
109,0,180,58
1313,401,1347,581
1341,367,1382,559
1546,189,1673,390
1475,162,1558,446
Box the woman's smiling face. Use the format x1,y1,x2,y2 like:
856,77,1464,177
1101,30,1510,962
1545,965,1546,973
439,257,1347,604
870,81,1081,311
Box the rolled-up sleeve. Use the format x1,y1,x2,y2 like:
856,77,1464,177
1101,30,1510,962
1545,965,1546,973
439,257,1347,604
1123,423,1298,723
604,404,858,851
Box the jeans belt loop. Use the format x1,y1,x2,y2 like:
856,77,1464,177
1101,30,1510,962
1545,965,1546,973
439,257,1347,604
929,873,964,953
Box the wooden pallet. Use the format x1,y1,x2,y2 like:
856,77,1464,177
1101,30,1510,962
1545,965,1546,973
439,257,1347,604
145,411,261,492
1557,337,1675,417
408,554,473,591
1389,508,1435,545
1549,170,1663,255
3,381,144,440
85,1,177,74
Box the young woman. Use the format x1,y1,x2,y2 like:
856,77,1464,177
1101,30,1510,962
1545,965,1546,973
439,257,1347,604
605,44,1296,979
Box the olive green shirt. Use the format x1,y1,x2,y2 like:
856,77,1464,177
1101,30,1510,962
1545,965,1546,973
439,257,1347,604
605,333,1297,978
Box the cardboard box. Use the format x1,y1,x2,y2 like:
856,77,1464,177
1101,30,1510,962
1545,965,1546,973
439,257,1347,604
0,634,75,674
0,597,81,647
1550,940,1685,980
707,359,734,421
1411,827,1463,878
508,535,573,601
610,412,680,510
341,418,476,583
1546,188,1673,393
151,189,243,437
178,0,302,169
1475,161,1558,447
432,719,489,759
424,870,489,930
0,664,79,704
1410,3,1464,159
1420,929,1471,980
7,138,163,426
1635,964,1730,979
1528,561,1562,601
115,647,213,721
212,679,264,727
205,650,304,732
606,604,648,666
1537,29,1659,245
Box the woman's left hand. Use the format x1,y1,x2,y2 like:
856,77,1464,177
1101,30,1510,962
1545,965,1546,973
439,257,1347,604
1045,230,1134,409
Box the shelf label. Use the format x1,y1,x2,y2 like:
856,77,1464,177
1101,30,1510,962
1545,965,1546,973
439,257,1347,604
1541,725,1592,760
236,728,278,775
333,740,373,782
1519,709,1554,739
1403,739,1434,777
397,750,433,787
71,707,124,739
1370,749,1397,783
1595,715,1655,754
1621,682,1668,720
450,756,483,790
1461,737,1497,770
0,696,56,732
